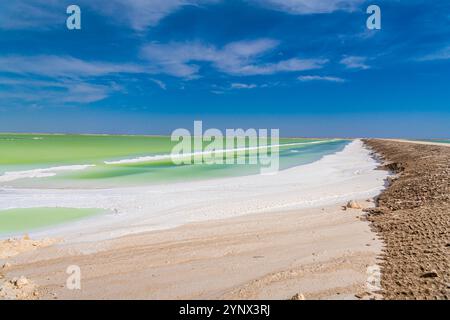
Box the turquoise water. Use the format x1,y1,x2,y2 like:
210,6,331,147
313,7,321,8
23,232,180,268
0,138,350,236
1,140,349,189
428,139,450,144
414,139,450,144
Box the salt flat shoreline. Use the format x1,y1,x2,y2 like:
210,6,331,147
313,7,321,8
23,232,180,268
1,140,387,243
1,139,388,300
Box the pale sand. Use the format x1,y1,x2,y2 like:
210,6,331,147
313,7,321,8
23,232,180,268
2,201,381,300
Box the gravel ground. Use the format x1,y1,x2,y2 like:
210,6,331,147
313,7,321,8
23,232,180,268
363,139,450,300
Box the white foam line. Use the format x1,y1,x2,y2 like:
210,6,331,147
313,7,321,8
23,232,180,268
104,139,339,165
0,165,96,183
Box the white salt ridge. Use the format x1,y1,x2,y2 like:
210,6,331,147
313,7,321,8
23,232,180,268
0,165,95,183
103,140,336,165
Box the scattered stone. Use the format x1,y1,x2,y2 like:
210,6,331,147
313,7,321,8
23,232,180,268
0,275,38,300
290,293,305,300
12,276,29,289
346,200,363,209
420,271,438,278
1,263,11,270
0,236,57,259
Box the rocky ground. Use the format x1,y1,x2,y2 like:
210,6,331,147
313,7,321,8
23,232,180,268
0,236,56,299
363,139,450,300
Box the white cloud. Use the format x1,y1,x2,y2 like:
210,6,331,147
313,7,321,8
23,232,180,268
0,55,142,78
340,56,370,69
0,1,63,30
0,77,117,104
251,0,364,14
0,0,219,31
0,0,367,31
231,83,257,89
150,78,167,90
298,75,346,82
417,46,450,61
140,39,328,78
89,0,220,31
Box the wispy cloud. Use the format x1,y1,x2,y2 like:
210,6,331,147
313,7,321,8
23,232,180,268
150,78,167,90
89,0,220,31
0,1,64,30
231,83,258,89
0,55,142,78
140,39,328,78
417,46,450,61
0,0,219,31
0,55,132,106
251,0,364,14
0,77,119,105
0,0,365,31
298,75,346,82
340,56,370,70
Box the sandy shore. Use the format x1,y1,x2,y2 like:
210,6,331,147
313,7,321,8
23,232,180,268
1,201,381,300
364,139,450,300
1,140,388,300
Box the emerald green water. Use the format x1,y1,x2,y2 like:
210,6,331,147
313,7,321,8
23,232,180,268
0,133,348,189
0,134,350,236
0,207,103,234
0,134,175,166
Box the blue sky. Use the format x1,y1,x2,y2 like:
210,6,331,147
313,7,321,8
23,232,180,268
0,0,449,137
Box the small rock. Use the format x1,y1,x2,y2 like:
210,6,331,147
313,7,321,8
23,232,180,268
420,271,438,278
13,276,29,289
347,200,363,209
291,293,305,300
1,263,11,269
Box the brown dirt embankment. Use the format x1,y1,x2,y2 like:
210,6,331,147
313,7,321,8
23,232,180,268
363,139,450,300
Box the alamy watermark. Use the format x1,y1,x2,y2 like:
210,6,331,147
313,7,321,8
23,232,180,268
66,265,81,290
366,265,381,292
66,5,81,30
367,5,382,30
170,121,280,175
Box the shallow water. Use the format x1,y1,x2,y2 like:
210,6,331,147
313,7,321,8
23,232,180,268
0,135,350,236
0,207,103,235
0,134,349,189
